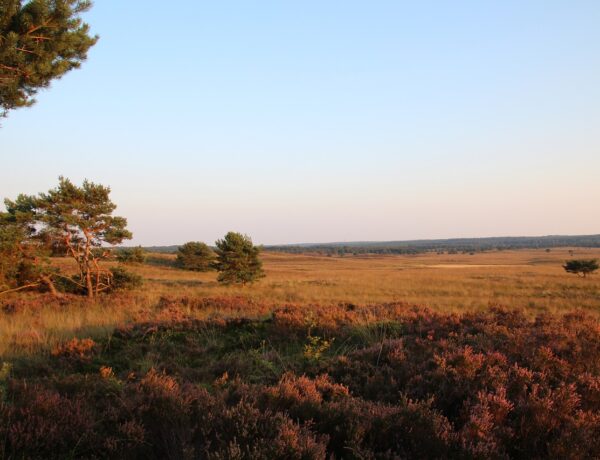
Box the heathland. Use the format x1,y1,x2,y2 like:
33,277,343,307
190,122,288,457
1,248,599,458
3,247,599,356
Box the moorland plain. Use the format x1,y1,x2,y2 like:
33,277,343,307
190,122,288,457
2,247,600,458
2,247,599,357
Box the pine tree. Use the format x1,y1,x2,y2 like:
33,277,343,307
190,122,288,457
1,195,58,295
117,246,146,264
3,177,132,298
213,232,265,285
175,241,214,272
0,0,98,117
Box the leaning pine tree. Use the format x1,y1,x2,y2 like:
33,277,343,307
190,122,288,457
213,232,265,285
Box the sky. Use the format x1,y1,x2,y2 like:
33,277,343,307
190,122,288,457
1,1,599,246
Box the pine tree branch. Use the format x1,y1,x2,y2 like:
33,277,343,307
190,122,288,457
0,282,41,296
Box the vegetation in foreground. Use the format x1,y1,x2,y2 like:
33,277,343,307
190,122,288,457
1,301,599,459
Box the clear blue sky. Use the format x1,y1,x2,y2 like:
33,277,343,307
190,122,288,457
2,1,599,245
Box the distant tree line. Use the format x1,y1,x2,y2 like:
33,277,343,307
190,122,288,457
267,235,600,256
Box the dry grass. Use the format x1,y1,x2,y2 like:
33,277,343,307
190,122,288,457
137,248,600,312
1,247,599,356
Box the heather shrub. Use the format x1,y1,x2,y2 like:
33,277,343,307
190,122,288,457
0,383,96,459
1,304,600,458
51,337,97,362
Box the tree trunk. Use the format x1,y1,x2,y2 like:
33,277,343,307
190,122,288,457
40,275,62,298
83,230,94,299
85,270,94,298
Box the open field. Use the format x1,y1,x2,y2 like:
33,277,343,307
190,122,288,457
140,247,600,313
2,248,600,458
1,247,599,358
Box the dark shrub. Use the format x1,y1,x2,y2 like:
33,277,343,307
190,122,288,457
563,259,599,277
176,242,215,272
117,246,147,264
110,267,143,291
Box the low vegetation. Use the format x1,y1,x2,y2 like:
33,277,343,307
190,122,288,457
1,301,599,458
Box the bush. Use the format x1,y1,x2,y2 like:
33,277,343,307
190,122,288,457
214,232,265,285
110,267,143,291
563,259,599,277
175,242,214,272
117,246,147,264
53,274,86,295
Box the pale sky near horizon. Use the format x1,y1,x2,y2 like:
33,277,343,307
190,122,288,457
1,1,599,246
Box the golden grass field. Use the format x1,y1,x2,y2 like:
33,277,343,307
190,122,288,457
1,247,599,356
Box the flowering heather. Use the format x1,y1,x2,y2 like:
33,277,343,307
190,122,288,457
0,301,599,458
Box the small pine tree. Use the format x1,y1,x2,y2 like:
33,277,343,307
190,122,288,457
213,232,265,285
176,242,214,272
117,246,146,264
109,267,143,291
3,177,132,298
563,259,599,278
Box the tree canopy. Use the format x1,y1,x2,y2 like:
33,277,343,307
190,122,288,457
0,0,98,117
175,241,214,272
0,194,57,295
2,177,132,297
563,259,599,278
117,246,146,265
213,232,264,285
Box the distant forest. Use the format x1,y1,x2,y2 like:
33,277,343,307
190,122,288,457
143,234,600,256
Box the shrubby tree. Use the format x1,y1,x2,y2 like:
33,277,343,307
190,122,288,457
1,177,132,298
0,217,24,290
0,0,98,117
213,232,264,285
563,259,599,278
0,197,58,295
117,246,146,264
109,266,142,290
175,241,214,272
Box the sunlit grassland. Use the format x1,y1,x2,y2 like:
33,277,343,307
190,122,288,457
1,247,599,356
138,248,600,312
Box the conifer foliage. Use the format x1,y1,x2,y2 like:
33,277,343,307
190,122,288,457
2,177,132,298
0,0,98,117
175,241,214,272
0,193,57,295
563,259,599,277
213,232,265,285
